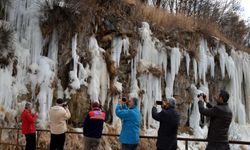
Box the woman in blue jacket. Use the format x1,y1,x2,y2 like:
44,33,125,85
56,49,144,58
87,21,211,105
116,97,141,150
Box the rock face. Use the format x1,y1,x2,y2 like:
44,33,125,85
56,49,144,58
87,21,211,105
1,0,250,150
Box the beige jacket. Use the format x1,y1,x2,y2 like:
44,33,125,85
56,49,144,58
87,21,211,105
49,105,71,134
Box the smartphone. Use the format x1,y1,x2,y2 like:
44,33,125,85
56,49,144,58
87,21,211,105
156,101,163,105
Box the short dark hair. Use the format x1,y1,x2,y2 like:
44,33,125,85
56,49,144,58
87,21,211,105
56,98,64,104
91,102,100,108
219,90,229,103
25,102,32,109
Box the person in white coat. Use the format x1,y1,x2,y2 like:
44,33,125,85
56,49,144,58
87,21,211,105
49,98,71,150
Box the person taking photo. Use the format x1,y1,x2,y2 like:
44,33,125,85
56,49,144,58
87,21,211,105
198,90,232,150
116,97,141,150
21,102,38,150
152,97,180,150
49,98,71,150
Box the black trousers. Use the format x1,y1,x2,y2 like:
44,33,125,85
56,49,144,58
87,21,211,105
121,144,138,150
157,146,177,150
50,133,66,150
206,142,230,150
25,133,36,150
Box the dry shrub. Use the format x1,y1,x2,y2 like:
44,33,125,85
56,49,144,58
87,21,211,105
39,0,82,40
148,66,163,77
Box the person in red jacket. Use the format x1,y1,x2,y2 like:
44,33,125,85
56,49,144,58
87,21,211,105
21,102,38,150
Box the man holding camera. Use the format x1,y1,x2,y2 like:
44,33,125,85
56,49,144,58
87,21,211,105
152,97,180,150
198,90,232,150
49,98,71,150
116,97,141,150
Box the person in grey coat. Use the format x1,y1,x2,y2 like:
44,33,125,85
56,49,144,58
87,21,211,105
198,90,233,150
152,97,180,150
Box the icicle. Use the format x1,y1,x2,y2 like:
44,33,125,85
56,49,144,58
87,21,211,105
208,55,215,78
69,34,81,89
218,45,227,78
165,47,181,97
139,74,161,129
78,63,89,86
188,84,208,138
111,37,123,68
171,47,181,77
193,59,198,83
122,36,130,56
130,58,139,98
242,53,250,121
184,51,190,76
228,50,246,124
14,43,30,97
137,22,165,129
0,66,14,108
48,29,58,63
8,0,43,64
57,80,64,99
88,36,109,105
198,39,208,83
139,22,158,63
36,57,55,127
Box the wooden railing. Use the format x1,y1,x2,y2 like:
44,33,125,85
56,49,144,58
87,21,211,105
0,127,250,150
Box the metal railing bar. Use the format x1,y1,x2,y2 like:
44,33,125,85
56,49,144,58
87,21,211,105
0,127,250,146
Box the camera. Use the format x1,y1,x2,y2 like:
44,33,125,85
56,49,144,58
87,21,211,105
62,103,68,107
122,97,127,102
197,93,206,99
156,101,163,105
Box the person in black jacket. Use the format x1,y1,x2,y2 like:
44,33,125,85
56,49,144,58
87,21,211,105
198,90,232,150
152,97,180,150
83,102,106,150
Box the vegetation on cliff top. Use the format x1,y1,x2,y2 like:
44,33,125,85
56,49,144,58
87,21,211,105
39,0,249,55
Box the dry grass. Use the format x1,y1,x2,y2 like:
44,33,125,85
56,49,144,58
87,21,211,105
141,6,195,32
135,3,250,53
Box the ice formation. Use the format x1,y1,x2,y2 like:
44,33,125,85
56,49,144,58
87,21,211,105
1,0,250,149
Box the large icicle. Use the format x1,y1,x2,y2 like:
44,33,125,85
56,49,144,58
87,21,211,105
218,48,246,124
36,57,55,127
137,22,169,129
184,51,190,76
48,29,59,63
0,66,14,108
189,84,208,138
88,36,109,105
111,36,130,68
8,0,43,64
165,47,181,97
198,39,208,83
69,34,80,89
